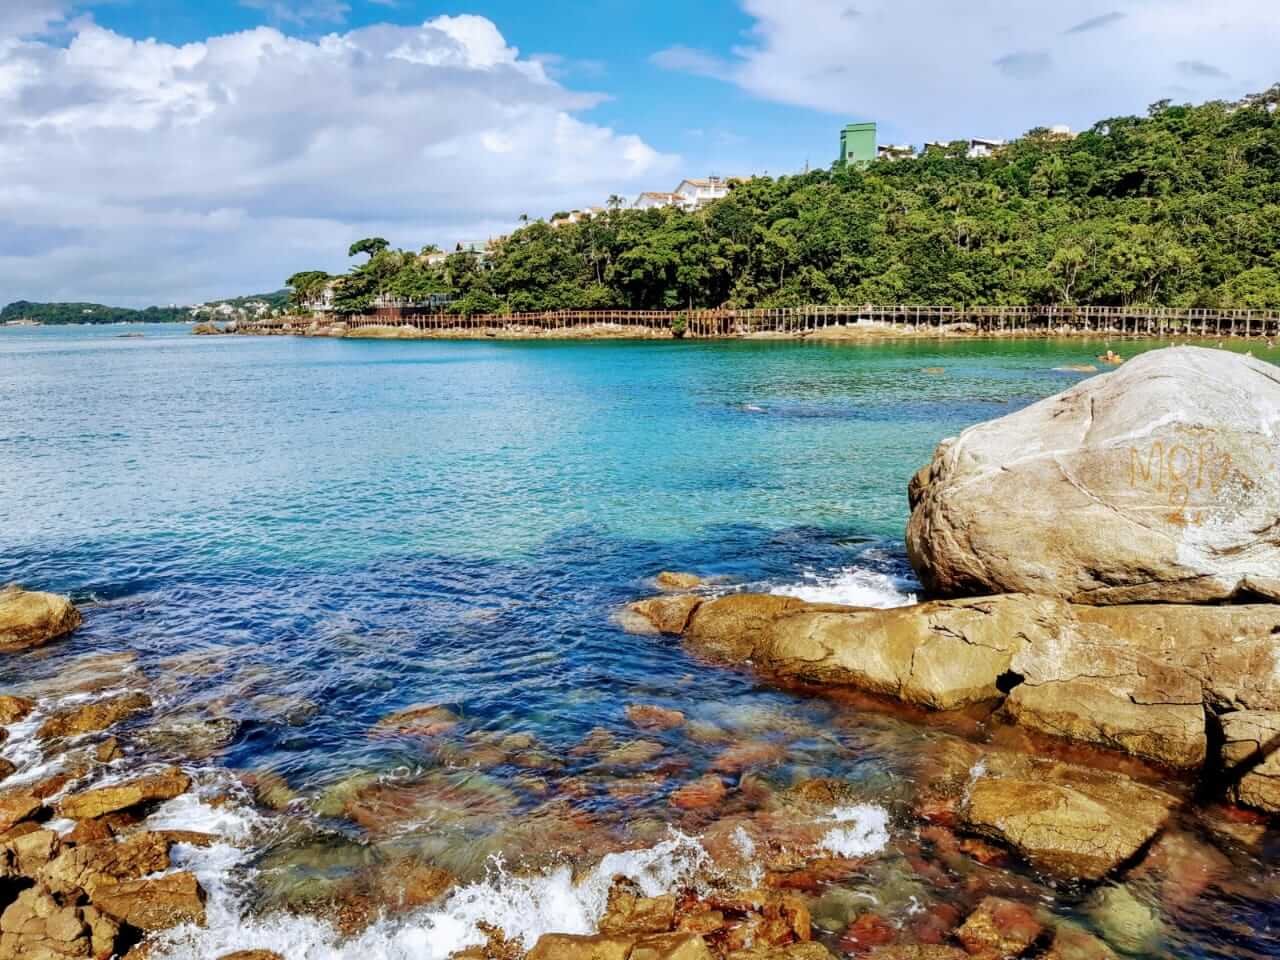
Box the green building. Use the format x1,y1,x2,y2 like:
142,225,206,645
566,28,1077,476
840,122,877,168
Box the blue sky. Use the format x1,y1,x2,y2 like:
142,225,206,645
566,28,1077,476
1,0,1276,304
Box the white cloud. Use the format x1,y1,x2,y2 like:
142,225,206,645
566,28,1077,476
655,0,1279,141
239,0,351,27
0,14,676,305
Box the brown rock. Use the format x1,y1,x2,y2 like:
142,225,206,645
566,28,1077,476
627,596,704,636
961,759,1177,881
38,692,152,740
39,832,172,897
865,949,967,960
1,828,59,878
0,585,82,652
627,705,687,731
838,914,896,955
527,933,636,960
633,933,715,960
671,775,728,811
92,870,207,931
1219,710,1280,813
0,791,42,834
57,767,190,820
725,944,836,960
0,885,119,958
370,703,459,738
711,742,786,774
955,897,1045,958
600,740,665,768
906,347,1280,604
1042,925,1120,960
95,737,122,763
656,572,705,591
0,695,36,724
219,953,286,960
599,882,676,935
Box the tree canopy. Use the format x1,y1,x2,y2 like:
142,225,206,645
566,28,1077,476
290,86,1280,314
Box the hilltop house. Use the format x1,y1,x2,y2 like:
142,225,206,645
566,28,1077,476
673,177,730,210
633,191,683,210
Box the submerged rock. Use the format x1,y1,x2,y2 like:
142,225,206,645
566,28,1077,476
136,715,239,760
954,897,1045,958
369,703,460,738
0,585,81,653
1086,885,1163,955
906,347,1280,604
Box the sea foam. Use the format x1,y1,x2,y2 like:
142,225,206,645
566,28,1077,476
770,566,916,608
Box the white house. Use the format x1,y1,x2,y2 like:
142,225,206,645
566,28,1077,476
673,177,730,210
633,191,682,210
967,137,1006,158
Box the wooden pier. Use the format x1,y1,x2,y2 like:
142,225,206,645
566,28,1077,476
240,303,1280,339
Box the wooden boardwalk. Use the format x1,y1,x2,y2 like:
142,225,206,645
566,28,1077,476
241,303,1280,339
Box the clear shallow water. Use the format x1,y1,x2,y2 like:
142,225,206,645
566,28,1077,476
1,325,1277,958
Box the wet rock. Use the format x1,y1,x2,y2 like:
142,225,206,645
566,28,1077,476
95,737,122,763
1042,924,1121,960
725,945,835,960
135,715,239,760
0,885,119,958
627,705,687,731
1085,885,1162,955
370,703,460,738
57,767,191,820
39,832,171,896
0,791,42,834
219,953,286,960
685,595,818,662
0,695,36,724
954,897,1045,958
37,692,152,740
0,585,82,652
838,913,897,954
671,775,728,811
626,596,704,636
711,742,786,774
863,948,967,960
1218,710,1280,813
600,740,665,768
656,571,705,591
92,870,207,931
960,759,1176,881
599,880,676,935
633,933,715,960
241,769,298,812
906,347,1280,604
348,856,455,914
0,759,15,783
527,933,636,960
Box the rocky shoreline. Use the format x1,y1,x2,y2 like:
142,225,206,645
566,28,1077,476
1,345,1276,960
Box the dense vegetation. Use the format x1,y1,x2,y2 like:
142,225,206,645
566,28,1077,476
1,301,189,324
295,88,1280,314
1,291,290,325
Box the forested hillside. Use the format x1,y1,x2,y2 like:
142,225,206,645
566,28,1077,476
0,301,189,324
291,87,1280,314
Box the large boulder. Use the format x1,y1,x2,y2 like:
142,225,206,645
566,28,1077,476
0,585,81,652
907,347,1280,604
0,885,119,958
57,767,190,820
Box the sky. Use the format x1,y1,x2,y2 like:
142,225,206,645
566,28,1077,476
1,1,1277,306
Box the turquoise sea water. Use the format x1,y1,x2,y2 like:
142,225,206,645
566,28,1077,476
1,324,1276,959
